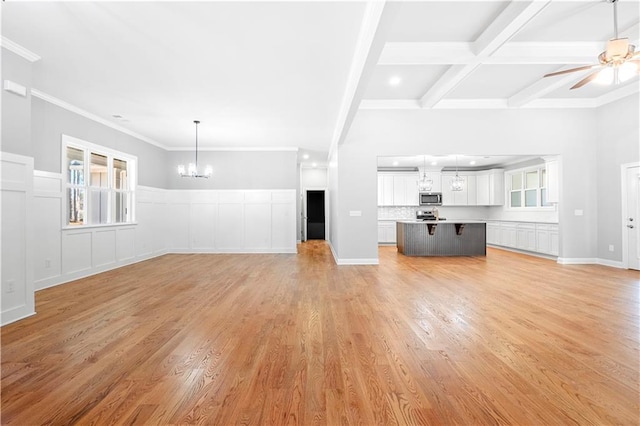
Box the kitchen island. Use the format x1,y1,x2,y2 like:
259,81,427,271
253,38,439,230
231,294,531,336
396,220,486,256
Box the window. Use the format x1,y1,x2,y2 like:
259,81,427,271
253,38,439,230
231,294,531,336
507,165,552,209
64,136,136,226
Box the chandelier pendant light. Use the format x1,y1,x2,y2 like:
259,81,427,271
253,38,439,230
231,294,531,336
178,120,213,179
418,155,433,192
451,155,464,192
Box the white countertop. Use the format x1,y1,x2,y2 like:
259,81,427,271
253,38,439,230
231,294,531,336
397,220,487,225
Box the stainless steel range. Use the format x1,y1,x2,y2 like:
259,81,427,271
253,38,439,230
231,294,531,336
416,209,446,221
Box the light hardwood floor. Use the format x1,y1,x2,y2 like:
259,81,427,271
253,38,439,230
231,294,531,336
2,242,639,425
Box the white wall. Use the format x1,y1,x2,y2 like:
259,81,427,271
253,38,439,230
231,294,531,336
335,107,603,263
301,167,328,188
596,93,640,264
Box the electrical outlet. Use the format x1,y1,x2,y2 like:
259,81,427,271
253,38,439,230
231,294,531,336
6,279,15,293
609,245,614,252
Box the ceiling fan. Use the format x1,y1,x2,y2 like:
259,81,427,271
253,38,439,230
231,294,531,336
544,0,640,89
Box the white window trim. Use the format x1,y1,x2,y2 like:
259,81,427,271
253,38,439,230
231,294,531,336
61,134,138,228
505,165,556,212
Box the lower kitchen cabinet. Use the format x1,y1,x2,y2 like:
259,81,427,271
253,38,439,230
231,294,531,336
488,221,558,256
378,220,397,244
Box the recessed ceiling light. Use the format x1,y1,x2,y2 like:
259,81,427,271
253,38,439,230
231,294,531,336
431,161,437,166
469,160,477,165
303,154,309,159
312,162,317,168
392,161,399,166
389,76,402,86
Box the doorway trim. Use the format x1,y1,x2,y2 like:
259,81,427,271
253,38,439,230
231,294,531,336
302,186,328,242
621,161,640,269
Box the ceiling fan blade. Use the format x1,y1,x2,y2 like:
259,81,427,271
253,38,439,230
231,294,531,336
544,64,599,78
570,69,602,90
605,38,630,61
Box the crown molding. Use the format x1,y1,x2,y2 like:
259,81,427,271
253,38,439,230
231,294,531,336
31,89,168,149
1,37,41,62
165,146,299,152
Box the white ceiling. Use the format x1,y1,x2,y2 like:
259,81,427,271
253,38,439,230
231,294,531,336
2,1,639,168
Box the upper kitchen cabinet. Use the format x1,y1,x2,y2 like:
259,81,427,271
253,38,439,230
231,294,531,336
543,157,559,204
476,169,504,206
441,170,503,206
441,173,476,206
377,172,419,206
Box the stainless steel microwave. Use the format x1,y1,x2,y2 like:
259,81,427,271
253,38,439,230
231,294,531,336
419,192,442,206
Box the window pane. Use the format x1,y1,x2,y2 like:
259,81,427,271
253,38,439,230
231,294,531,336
114,192,129,223
67,188,85,225
67,147,84,185
541,169,547,188
90,190,109,224
90,153,108,188
525,189,537,207
511,173,522,190
525,171,538,189
510,191,521,207
113,158,128,190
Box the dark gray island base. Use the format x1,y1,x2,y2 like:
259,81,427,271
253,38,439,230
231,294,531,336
396,220,486,256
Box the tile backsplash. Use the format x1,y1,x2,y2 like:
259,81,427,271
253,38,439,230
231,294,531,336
377,206,421,219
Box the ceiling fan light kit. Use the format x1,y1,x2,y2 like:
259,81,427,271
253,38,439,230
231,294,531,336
177,120,213,179
543,0,640,89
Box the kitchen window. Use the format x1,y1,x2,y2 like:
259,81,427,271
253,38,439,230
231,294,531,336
507,165,552,209
63,136,136,226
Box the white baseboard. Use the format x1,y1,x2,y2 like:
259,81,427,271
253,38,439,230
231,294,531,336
328,241,379,265
1,305,36,327
596,258,626,269
557,257,598,265
335,258,379,265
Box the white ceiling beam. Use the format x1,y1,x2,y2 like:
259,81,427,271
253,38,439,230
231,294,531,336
380,41,602,65
489,42,601,65
507,71,584,108
328,0,387,160
419,0,552,109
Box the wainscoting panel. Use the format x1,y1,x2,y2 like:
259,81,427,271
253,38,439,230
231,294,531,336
1,153,35,325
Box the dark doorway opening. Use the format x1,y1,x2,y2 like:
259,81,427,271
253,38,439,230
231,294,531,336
306,190,325,240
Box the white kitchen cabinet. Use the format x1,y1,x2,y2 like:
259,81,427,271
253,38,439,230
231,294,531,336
377,221,397,244
378,173,419,206
544,157,559,203
378,174,395,206
536,224,559,256
466,175,477,205
441,173,469,206
499,222,517,248
516,223,537,251
476,169,504,206
486,222,500,245
488,221,559,257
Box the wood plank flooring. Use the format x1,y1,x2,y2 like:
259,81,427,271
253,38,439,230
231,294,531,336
2,242,639,424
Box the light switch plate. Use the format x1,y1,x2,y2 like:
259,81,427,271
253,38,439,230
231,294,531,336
349,210,362,217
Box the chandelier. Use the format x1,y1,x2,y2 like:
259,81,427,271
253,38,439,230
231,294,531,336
418,155,433,191
451,155,464,191
177,120,212,178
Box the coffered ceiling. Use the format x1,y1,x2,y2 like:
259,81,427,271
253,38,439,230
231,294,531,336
2,1,639,168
